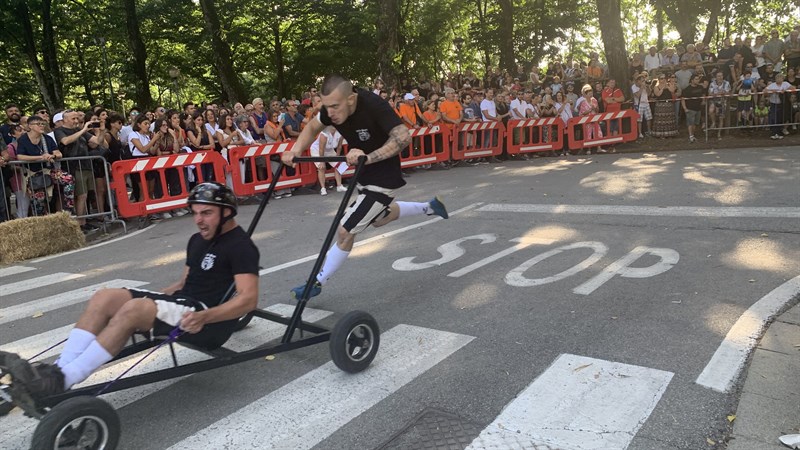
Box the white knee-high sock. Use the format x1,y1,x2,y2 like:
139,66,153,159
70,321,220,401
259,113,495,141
56,328,96,369
61,340,114,389
316,244,350,285
396,201,430,218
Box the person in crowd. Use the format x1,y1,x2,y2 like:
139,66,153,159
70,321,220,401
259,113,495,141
661,48,679,72
754,96,770,128
601,79,625,146
398,93,420,129
480,89,500,160
235,116,255,145
565,82,579,107
675,61,694,92
186,112,216,155
310,125,345,196
682,74,706,143
15,116,63,216
216,113,242,150
248,98,269,141
264,109,291,198
233,103,245,116
32,107,52,135
735,70,755,128
1,103,22,145
644,46,662,74
707,71,732,139
650,74,679,138
699,43,717,64
55,111,103,231
553,90,573,156
119,107,140,146
681,44,703,66
632,73,653,137
2,124,27,219
629,54,645,79
183,102,197,116
203,109,220,151
784,30,800,72
282,100,305,139
128,115,162,211
763,30,785,73
574,85,604,154
104,114,129,164
765,73,792,140
439,87,462,137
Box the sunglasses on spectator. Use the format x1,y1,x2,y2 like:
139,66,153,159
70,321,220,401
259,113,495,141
36,110,48,115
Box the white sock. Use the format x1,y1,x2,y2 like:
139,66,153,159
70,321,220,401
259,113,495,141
396,201,430,218
56,328,96,369
61,340,114,389
316,244,350,286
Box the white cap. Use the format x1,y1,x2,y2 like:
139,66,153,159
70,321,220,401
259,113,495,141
53,112,64,123
404,93,415,100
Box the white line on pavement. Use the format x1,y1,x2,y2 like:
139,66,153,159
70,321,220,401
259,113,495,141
467,354,673,450
0,272,85,297
477,203,800,218
695,275,800,393
259,202,482,276
168,324,475,450
0,266,36,278
0,279,148,325
0,304,333,449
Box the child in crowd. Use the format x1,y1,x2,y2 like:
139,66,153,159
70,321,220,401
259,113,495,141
754,98,769,127
735,73,754,128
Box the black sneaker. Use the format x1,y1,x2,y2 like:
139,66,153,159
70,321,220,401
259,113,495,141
0,352,65,400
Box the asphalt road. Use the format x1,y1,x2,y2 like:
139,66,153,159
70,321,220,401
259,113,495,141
1,146,799,450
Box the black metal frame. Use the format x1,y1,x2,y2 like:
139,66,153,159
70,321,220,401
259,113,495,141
26,155,367,410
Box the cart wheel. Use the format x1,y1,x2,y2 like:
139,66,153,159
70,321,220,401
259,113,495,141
329,311,379,373
233,312,254,332
32,396,120,450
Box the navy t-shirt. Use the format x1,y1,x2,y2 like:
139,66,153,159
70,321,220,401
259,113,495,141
15,133,58,172
176,226,260,306
319,89,406,190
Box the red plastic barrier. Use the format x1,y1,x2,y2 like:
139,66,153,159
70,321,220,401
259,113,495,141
227,141,317,196
111,151,227,218
566,110,639,150
450,121,505,160
401,125,451,168
507,118,565,154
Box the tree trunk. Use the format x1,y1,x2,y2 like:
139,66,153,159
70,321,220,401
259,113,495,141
596,0,629,97
272,22,285,99
123,0,153,109
656,0,696,46
497,0,515,75
14,1,60,110
376,0,401,88
198,0,247,103
702,2,720,46
40,0,64,107
655,6,664,50
74,41,96,106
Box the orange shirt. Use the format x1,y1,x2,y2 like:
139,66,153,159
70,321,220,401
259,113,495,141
266,121,286,141
422,110,441,126
397,103,418,128
439,100,462,130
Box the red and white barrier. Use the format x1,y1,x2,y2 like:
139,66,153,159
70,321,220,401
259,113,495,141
567,110,639,151
450,121,505,160
227,142,317,196
401,125,451,168
507,118,565,154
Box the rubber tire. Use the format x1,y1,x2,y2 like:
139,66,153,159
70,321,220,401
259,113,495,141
32,396,120,450
329,311,380,373
233,312,254,332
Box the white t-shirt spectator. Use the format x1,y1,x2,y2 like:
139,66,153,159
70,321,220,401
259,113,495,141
480,98,497,122
204,122,219,136
632,83,649,105
128,131,150,157
236,128,255,145
644,53,662,72
119,125,133,146
509,98,528,119
765,81,792,104
310,129,342,156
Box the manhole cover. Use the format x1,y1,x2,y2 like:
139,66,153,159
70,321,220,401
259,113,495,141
378,408,483,450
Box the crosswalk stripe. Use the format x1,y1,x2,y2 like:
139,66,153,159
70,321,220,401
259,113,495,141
0,265,36,278
466,354,673,450
0,304,333,449
0,324,74,360
0,279,148,326
168,324,474,450
0,272,85,297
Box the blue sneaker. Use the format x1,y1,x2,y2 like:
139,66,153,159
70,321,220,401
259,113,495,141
428,196,449,219
291,281,322,301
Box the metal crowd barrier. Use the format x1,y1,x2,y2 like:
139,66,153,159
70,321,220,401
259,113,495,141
0,155,124,232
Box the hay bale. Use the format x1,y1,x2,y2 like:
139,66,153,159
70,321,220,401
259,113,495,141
0,212,85,264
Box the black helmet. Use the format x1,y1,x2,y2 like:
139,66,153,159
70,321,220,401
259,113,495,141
187,182,237,216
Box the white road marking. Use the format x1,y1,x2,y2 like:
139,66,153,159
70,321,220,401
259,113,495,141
695,275,800,393
0,324,74,360
393,233,497,271
0,266,36,278
0,272,85,297
30,225,156,263
466,354,673,450
477,203,800,218
259,202,482,276
448,237,555,278
0,279,148,325
0,304,333,448
168,324,474,450
573,246,680,295
505,242,608,287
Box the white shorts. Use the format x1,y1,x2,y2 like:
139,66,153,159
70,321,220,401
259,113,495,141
311,146,338,169
340,184,396,234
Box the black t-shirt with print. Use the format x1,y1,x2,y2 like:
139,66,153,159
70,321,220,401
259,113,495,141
319,89,406,190
682,85,706,111
176,225,260,306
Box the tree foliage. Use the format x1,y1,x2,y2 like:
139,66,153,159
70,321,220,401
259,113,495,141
0,0,795,113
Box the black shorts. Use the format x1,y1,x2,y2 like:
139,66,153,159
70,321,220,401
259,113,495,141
127,288,236,350
340,185,395,234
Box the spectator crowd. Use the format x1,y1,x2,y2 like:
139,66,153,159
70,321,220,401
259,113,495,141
1,25,798,228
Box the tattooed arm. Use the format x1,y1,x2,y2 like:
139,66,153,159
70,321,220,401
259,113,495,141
364,124,411,165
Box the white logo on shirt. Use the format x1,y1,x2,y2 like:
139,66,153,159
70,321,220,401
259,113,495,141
356,129,371,141
201,253,216,271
